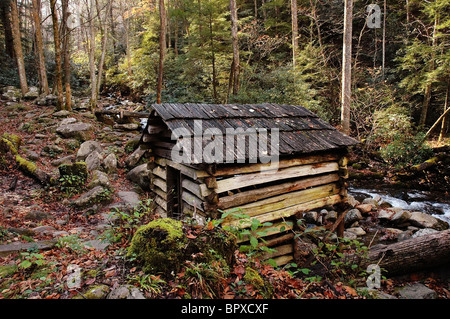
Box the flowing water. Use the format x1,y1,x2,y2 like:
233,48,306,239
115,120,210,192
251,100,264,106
349,187,450,224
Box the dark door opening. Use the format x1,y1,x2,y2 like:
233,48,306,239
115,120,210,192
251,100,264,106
166,166,182,219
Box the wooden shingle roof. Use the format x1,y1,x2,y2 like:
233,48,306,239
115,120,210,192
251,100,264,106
144,103,359,160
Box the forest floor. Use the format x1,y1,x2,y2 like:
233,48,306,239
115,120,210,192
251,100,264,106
0,95,449,300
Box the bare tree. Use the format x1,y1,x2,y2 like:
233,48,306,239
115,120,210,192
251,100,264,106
62,0,72,110
157,0,167,104
10,0,28,95
340,0,353,135
229,0,240,96
31,0,49,96
291,0,298,68
87,0,97,109
50,0,64,109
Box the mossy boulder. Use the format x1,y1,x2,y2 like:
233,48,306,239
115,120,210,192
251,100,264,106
128,218,186,273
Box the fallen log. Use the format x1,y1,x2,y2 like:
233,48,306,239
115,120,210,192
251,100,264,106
360,229,450,276
94,109,150,119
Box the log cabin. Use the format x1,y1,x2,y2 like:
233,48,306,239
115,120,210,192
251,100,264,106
139,103,359,265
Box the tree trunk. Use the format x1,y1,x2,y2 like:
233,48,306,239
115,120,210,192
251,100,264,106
10,0,28,95
361,229,450,276
439,78,450,142
50,0,64,110
157,0,167,104
1,2,14,59
31,0,49,96
381,0,386,80
209,8,218,102
340,0,352,135
230,0,240,96
61,0,72,110
291,0,298,69
419,15,438,127
88,0,97,110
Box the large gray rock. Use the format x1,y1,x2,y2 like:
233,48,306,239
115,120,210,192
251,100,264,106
88,170,110,189
23,86,39,100
103,153,117,173
126,163,151,190
409,211,449,230
85,150,102,171
77,140,103,161
345,208,363,226
72,186,111,208
56,122,93,141
117,191,141,209
398,283,437,299
107,285,145,299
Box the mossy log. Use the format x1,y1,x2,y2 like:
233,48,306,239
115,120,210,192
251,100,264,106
1,134,54,185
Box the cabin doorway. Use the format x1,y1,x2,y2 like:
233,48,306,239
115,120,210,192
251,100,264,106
166,166,182,219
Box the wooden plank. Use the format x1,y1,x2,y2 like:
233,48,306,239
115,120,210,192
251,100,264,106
214,161,339,194
225,183,340,218
154,194,168,211
153,165,167,180
155,157,209,180
218,173,340,210
152,176,167,192
182,178,203,199
261,243,294,260
182,190,205,212
225,194,342,228
271,255,294,266
235,221,295,244
153,186,168,201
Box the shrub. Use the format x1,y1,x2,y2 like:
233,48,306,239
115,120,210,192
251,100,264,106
380,132,433,167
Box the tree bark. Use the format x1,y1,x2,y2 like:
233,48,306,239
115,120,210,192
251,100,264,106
61,0,72,110
360,229,450,276
157,0,167,104
50,0,64,110
31,0,49,96
419,14,438,127
291,0,298,68
340,0,353,135
1,2,14,59
230,0,240,96
10,0,28,95
438,78,449,142
88,0,97,110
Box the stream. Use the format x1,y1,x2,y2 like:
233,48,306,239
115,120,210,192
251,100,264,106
349,187,450,224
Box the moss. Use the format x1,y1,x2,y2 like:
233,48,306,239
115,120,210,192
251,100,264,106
128,218,187,273
15,155,37,174
244,267,274,299
1,133,22,155
83,285,110,299
0,264,18,279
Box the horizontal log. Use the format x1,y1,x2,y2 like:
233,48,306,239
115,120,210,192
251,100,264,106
154,194,168,211
272,255,294,266
182,190,205,212
261,243,294,260
225,194,342,228
182,178,203,199
235,221,295,244
361,229,450,276
213,161,340,194
94,109,150,118
225,183,340,218
213,153,341,177
218,173,340,210
152,176,167,193
153,165,167,180
155,158,209,180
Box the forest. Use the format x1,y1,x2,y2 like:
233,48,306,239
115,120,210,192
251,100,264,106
0,0,449,302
